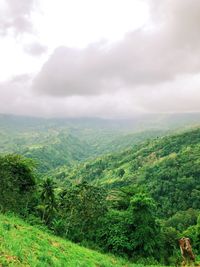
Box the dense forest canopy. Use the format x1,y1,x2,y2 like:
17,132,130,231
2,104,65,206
56,128,200,217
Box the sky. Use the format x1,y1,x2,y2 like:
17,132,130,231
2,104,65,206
0,0,200,118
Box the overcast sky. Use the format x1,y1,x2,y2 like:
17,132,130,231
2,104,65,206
0,0,200,118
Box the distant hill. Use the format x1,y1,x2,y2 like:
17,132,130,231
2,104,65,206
62,127,200,217
1,113,200,173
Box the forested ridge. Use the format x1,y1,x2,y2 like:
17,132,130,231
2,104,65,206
61,127,200,217
0,114,167,173
0,115,200,266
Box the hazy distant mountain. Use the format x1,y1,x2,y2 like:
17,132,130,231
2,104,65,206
1,113,200,173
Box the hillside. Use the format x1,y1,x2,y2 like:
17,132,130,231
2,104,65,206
0,154,182,266
2,113,200,174
60,127,200,217
0,114,166,173
0,213,147,267
1,118,200,266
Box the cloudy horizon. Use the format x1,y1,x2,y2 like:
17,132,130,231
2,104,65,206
0,0,200,118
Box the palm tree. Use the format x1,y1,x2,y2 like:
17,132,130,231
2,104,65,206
40,178,57,224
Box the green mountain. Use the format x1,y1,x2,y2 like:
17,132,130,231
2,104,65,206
61,127,200,217
1,114,200,217
1,113,200,174
0,114,167,172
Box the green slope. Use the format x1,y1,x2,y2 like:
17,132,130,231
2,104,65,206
1,113,200,175
0,213,164,267
22,132,94,173
62,127,200,217
0,114,166,173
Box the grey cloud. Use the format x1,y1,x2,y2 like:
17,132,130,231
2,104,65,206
1,74,200,118
24,42,48,56
33,45,119,96
132,74,200,113
0,75,141,117
11,73,33,83
33,0,200,97
149,0,200,47
0,0,37,35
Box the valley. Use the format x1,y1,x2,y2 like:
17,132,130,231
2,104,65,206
0,114,200,266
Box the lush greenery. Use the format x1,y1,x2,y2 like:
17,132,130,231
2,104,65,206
2,112,200,173
1,115,200,266
0,154,36,214
0,213,143,267
63,128,200,218
0,153,199,266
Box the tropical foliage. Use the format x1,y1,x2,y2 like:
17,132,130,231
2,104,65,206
0,115,200,265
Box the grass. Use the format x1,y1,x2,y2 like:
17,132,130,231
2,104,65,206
0,213,169,267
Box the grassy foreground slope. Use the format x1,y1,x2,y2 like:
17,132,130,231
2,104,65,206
0,213,165,267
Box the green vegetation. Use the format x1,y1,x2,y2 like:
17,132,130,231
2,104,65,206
1,114,200,266
0,213,142,267
0,154,36,214
2,113,200,174
64,128,200,217
0,114,166,173
0,151,199,265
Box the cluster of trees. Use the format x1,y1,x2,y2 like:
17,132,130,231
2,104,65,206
0,154,199,265
0,154,36,214
41,181,161,263
62,128,200,216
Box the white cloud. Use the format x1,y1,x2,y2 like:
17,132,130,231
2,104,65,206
1,0,200,117
33,0,200,97
24,42,47,56
0,0,37,36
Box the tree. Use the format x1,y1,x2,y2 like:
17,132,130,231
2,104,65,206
161,226,180,266
97,193,161,260
0,154,36,214
126,193,161,258
58,181,108,242
165,209,199,232
40,178,57,225
196,214,200,250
